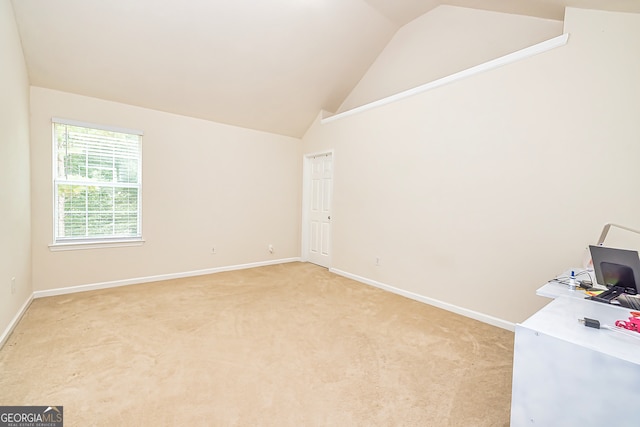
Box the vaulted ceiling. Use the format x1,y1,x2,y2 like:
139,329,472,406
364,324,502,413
10,0,640,137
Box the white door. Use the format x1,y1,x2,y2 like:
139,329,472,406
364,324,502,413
306,153,333,267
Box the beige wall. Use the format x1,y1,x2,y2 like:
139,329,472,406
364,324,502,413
0,0,32,337
30,88,302,291
303,7,640,324
338,5,563,113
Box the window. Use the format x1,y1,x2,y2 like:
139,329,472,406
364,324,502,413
52,118,143,246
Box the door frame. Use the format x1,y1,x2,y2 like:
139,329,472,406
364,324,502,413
301,150,334,266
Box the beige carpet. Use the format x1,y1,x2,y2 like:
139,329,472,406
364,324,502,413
0,262,514,426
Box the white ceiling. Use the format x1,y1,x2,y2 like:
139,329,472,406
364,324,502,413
10,0,640,137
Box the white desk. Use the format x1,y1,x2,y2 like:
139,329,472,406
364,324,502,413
511,295,640,426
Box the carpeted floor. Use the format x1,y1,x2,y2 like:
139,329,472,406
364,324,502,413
0,262,514,426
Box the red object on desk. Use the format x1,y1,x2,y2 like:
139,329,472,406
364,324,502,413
615,312,640,333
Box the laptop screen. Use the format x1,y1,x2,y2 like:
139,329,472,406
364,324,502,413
599,262,635,288
589,245,640,292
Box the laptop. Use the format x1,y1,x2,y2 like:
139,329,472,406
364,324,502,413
588,245,640,303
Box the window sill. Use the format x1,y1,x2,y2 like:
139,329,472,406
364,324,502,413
49,239,145,252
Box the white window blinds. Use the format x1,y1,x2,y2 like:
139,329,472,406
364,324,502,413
53,119,142,243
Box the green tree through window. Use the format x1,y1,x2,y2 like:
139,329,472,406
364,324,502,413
53,120,142,243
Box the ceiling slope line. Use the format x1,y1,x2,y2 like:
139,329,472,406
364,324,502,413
321,33,569,124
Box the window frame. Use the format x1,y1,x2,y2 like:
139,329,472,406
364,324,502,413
49,117,144,251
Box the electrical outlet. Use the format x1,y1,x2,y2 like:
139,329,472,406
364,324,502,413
211,247,216,254
268,244,274,254
11,277,16,294
375,257,380,266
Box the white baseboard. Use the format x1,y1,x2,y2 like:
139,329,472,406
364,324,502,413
33,257,301,299
330,268,515,332
0,293,34,349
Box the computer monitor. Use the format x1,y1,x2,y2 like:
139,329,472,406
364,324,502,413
589,245,640,292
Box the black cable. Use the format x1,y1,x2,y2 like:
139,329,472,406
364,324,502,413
549,269,593,286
